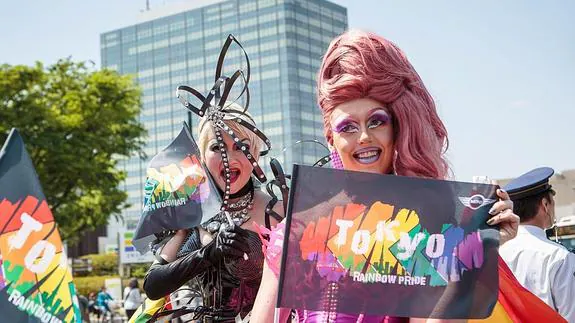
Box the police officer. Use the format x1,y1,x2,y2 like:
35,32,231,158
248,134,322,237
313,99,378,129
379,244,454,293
500,167,575,321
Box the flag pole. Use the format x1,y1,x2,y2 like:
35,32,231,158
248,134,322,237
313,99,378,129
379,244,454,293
187,111,192,132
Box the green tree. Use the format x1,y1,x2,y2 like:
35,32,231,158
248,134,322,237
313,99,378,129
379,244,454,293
80,253,119,276
0,59,146,242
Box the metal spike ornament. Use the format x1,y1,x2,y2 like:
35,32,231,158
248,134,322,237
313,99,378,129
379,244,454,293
263,158,289,229
262,140,333,229
281,139,333,168
176,34,272,212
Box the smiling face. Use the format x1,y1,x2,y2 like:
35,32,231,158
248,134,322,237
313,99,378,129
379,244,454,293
330,98,395,174
202,126,256,194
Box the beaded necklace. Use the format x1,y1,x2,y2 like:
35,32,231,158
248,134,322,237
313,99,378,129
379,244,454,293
202,188,254,233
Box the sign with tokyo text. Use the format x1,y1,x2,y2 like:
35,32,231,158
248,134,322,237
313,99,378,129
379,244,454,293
278,165,500,319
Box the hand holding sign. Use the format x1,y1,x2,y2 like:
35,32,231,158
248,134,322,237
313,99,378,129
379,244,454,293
207,222,251,263
224,212,249,260
473,176,520,246
486,189,519,245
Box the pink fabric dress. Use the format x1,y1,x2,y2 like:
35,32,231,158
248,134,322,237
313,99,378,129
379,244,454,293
254,222,407,323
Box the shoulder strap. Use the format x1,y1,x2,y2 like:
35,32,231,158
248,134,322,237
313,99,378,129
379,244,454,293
124,288,132,302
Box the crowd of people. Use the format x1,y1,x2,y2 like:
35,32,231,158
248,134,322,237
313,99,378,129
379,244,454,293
77,279,143,323
133,29,574,323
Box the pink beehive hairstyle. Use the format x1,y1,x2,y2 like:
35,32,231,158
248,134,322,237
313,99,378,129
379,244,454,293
317,30,450,179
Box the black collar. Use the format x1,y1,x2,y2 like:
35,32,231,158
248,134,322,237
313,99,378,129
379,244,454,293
215,176,254,200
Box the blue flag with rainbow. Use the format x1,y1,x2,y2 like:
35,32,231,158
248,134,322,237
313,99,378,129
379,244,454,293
132,123,221,253
0,129,81,323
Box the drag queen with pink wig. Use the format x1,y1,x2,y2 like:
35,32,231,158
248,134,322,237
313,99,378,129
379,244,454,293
250,30,520,323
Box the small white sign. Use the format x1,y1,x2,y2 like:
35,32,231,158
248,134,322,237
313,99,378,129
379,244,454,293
118,230,154,264
105,277,122,301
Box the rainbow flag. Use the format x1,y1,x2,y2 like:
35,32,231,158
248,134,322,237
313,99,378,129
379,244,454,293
470,257,566,322
129,296,171,323
0,129,81,322
132,123,221,254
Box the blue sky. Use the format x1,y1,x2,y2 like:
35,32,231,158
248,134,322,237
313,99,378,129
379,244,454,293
1,0,573,181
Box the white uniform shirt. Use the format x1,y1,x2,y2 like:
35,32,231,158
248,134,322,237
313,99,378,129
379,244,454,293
500,225,575,321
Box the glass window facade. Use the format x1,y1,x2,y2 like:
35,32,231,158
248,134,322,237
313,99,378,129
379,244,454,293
101,0,347,238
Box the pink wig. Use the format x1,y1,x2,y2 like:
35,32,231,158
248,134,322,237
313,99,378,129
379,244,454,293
317,30,449,179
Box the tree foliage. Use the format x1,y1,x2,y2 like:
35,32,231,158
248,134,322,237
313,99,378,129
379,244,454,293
0,59,146,242
80,253,119,276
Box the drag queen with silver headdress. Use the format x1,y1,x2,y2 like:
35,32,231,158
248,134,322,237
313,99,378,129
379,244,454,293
143,35,283,322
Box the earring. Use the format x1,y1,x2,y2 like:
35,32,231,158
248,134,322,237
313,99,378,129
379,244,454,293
330,150,344,170
392,149,399,175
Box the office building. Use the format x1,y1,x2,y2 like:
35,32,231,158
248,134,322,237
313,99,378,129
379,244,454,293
100,0,348,250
